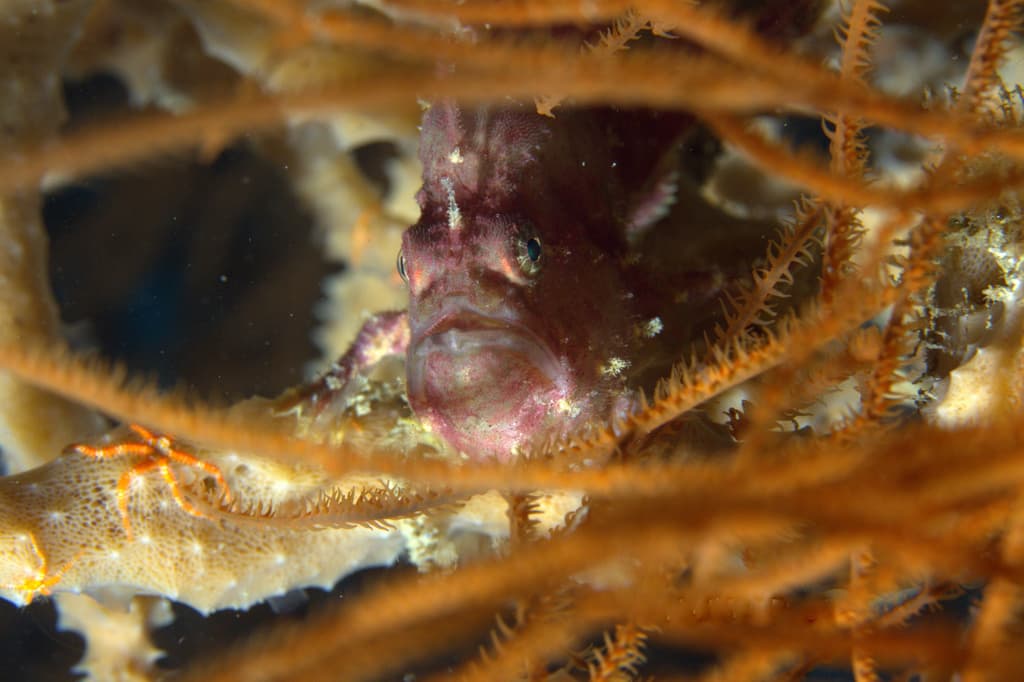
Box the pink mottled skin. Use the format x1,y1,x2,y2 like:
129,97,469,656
303,101,703,461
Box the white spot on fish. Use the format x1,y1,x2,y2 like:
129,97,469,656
441,177,462,231
556,398,581,418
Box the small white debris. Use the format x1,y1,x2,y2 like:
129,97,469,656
448,147,464,164
642,317,664,338
601,357,631,377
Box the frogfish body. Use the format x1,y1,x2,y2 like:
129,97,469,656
400,102,691,460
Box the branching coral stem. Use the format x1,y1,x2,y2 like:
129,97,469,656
3,28,1024,200
707,113,1024,215
179,522,691,682
190,480,460,532
960,0,1024,118
712,200,821,347
586,622,649,681
820,0,887,305
611,274,909,447
0,341,740,496
0,270,900,498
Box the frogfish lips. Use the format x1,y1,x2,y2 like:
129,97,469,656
406,316,569,461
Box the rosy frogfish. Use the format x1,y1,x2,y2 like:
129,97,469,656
300,101,728,461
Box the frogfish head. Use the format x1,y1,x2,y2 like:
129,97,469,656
401,208,636,462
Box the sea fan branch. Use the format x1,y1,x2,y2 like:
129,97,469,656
820,0,888,301
706,113,1024,215
712,199,822,347
586,622,649,681
960,0,1024,119
5,19,1024,196
536,7,670,117
191,479,462,531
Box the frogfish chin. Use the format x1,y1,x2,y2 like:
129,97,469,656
407,325,571,461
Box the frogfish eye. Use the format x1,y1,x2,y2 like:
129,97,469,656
396,249,409,283
526,238,542,262
517,236,543,276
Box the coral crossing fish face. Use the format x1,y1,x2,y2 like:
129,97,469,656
400,102,658,461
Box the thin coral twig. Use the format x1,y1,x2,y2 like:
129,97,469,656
712,199,822,348
820,0,884,301
960,0,1024,119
